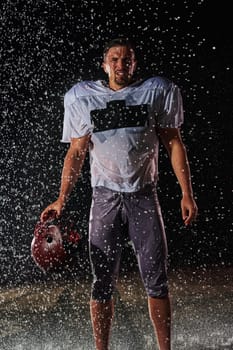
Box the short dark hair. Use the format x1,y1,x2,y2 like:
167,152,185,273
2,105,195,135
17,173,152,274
103,37,137,58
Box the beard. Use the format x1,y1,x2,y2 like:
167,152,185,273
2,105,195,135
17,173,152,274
114,73,132,86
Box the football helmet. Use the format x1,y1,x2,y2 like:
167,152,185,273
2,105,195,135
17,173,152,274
31,219,81,272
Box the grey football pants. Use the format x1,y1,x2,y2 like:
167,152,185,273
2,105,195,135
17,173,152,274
89,185,168,301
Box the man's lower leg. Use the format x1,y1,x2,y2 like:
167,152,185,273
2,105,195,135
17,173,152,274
90,299,114,350
148,295,171,350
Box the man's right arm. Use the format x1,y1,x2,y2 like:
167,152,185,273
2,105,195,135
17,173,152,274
40,134,90,222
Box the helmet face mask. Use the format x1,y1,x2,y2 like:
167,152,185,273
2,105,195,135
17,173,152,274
31,220,81,273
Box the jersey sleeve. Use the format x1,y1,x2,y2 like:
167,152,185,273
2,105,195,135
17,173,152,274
61,89,92,143
156,82,184,128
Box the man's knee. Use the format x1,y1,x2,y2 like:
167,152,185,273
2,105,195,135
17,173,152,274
146,281,169,299
91,276,115,302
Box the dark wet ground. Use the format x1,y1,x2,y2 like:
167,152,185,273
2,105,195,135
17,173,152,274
0,266,233,350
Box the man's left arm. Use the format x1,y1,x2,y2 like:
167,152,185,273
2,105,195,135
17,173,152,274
157,127,198,226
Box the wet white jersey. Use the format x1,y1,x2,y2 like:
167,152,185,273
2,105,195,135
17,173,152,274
61,77,184,192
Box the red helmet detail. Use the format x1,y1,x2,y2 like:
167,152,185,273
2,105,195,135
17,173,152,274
31,221,81,272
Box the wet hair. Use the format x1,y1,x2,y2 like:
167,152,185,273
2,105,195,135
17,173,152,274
103,37,137,59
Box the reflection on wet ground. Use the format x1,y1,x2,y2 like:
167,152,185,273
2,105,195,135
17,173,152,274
0,266,233,350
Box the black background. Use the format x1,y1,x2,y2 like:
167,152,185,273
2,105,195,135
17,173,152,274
1,0,232,286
